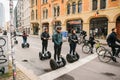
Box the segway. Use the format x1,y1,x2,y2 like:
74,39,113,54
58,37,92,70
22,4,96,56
21,43,30,48
39,51,51,60
66,52,80,63
50,56,66,70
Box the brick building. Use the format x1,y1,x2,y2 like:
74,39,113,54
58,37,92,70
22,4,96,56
30,0,120,39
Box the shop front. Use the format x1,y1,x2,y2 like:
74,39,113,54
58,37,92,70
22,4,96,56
90,17,108,39
32,23,39,35
66,19,83,33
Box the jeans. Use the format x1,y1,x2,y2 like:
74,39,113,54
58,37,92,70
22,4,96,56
42,41,48,53
23,38,27,44
111,44,120,56
54,43,62,61
69,43,77,55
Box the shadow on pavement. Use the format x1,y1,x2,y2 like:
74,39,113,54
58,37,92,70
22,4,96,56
54,74,75,80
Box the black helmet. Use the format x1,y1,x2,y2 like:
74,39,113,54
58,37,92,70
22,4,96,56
56,26,62,30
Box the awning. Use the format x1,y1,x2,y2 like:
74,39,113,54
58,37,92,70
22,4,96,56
68,21,81,24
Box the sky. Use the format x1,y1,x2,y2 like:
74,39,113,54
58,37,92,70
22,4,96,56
0,0,18,22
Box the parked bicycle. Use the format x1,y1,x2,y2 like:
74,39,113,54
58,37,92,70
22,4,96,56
97,47,120,63
82,40,105,54
0,37,6,47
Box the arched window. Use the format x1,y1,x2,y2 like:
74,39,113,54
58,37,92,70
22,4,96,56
46,9,48,19
78,1,82,13
31,10,34,20
67,3,70,15
54,7,56,17
57,6,60,16
72,2,76,14
43,10,45,19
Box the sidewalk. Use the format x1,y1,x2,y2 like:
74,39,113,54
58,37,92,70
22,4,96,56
0,67,31,80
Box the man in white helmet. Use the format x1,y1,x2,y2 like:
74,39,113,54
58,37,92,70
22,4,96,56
52,26,63,61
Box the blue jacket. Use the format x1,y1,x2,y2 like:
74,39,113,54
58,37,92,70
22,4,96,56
52,32,63,45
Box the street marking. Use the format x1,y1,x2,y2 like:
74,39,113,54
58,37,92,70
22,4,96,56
38,53,98,80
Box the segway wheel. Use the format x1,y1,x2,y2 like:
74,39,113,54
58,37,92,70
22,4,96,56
22,43,24,48
14,40,18,44
47,51,51,58
61,57,66,67
50,59,58,70
26,43,29,48
66,54,73,63
75,52,80,61
39,52,43,60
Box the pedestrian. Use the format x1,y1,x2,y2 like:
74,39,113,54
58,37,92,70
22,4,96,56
68,29,78,55
107,28,120,57
41,27,50,53
52,26,63,62
22,31,28,44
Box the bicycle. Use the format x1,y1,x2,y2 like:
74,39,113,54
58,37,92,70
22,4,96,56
82,40,105,54
78,31,87,45
0,37,6,47
97,47,120,63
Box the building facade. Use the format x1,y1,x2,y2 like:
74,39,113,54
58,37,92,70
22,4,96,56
0,3,5,31
23,0,31,34
30,0,41,35
39,0,120,39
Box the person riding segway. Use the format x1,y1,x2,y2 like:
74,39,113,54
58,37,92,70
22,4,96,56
67,29,80,63
21,31,29,48
39,27,51,60
50,26,66,70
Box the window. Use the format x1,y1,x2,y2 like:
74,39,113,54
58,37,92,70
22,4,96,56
67,4,70,15
57,6,60,16
46,9,48,19
43,0,47,4
72,2,76,14
31,10,34,20
43,10,45,19
36,10,37,20
31,0,34,7
100,0,106,9
78,1,82,13
36,0,37,5
54,7,56,17
62,0,64,3
92,0,97,10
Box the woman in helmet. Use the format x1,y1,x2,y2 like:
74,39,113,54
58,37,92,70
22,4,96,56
41,27,50,53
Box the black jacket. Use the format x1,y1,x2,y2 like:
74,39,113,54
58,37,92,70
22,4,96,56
107,32,120,45
41,32,50,41
68,34,78,44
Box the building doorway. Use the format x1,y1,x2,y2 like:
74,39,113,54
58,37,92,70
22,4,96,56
116,16,120,38
90,17,108,39
66,19,83,34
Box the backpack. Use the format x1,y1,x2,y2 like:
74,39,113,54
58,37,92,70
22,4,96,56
106,34,112,47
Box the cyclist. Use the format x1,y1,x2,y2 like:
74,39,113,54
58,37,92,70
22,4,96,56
107,28,120,57
68,29,78,55
80,30,87,39
88,34,95,54
22,31,28,44
52,26,63,62
41,27,50,53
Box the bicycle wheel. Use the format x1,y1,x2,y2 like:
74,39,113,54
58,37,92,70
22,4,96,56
98,49,112,63
96,46,105,54
82,44,91,54
0,37,6,47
